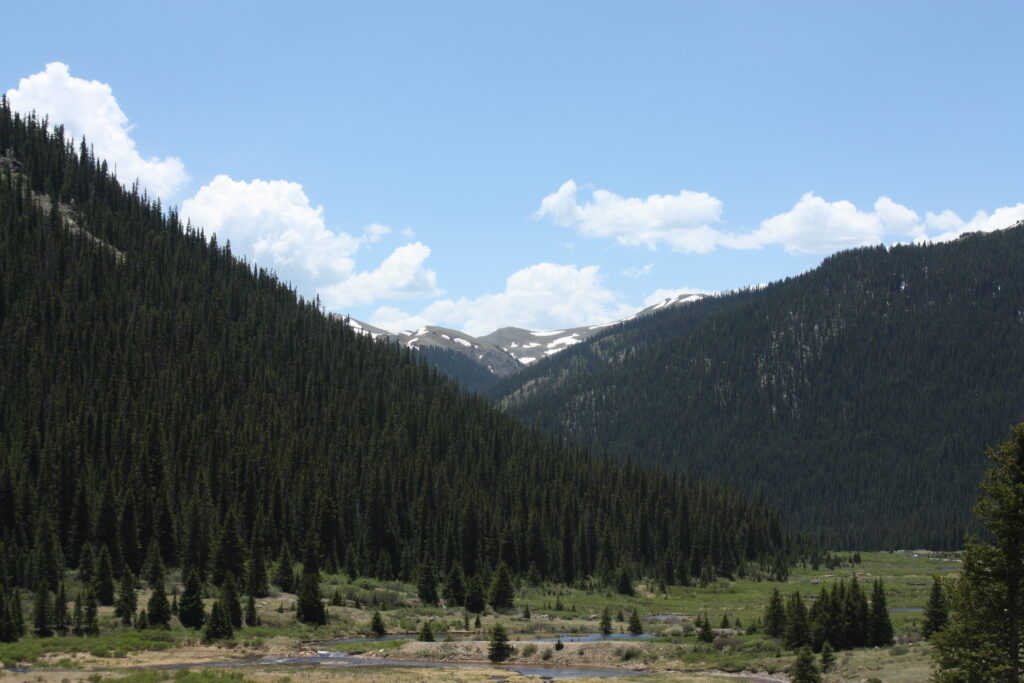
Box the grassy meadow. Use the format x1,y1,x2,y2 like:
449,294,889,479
0,550,958,681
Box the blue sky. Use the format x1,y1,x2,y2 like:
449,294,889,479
4,1,1022,335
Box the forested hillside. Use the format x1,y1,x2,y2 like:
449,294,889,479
491,224,1024,549
0,100,798,598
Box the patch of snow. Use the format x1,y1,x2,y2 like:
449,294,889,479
454,338,472,347
347,319,363,329
521,342,542,349
548,334,581,347
531,330,565,337
519,357,536,364
441,334,451,340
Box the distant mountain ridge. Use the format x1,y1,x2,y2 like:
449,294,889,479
487,221,1024,549
340,291,706,387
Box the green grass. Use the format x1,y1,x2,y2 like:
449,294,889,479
1,550,958,678
0,629,185,666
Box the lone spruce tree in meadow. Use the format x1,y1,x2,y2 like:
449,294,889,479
789,645,822,683
932,423,1024,683
178,568,206,629
628,608,644,635
697,612,714,643
488,622,513,662
370,610,386,636
600,606,613,635
922,575,948,639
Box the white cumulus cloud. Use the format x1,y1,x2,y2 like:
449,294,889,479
536,179,724,253
182,175,361,278
537,181,1024,256
737,193,924,254
369,263,635,337
5,62,188,200
920,203,1024,243
319,242,442,308
182,175,441,308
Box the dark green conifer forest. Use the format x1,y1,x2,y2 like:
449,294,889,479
491,221,1024,548
0,100,798,607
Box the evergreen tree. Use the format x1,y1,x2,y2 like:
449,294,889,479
179,569,206,626
784,591,810,649
72,594,84,637
32,583,52,637
868,579,893,646
416,559,438,606
245,523,269,598
53,582,69,635
211,511,244,588
488,622,513,662
443,562,466,607
93,545,116,606
1,589,25,642
273,543,295,594
789,645,822,683
221,573,242,629
147,581,171,628
77,543,95,584
142,538,164,590
114,569,137,626
136,609,150,630
698,613,714,643
933,423,1024,683
844,577,869,648
418,620,434,642
244,595,259,627
204,600,233,641
765,588,785,638
178,569,206,629
922,576,949,639
820,640,835,673
616,566,634,596
600,606,613,635
370,610,386,636
628,608,643,635
464,575,485,614
295,571,325,625
487,562,514,611
82,588,99,636
522,603,531,619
